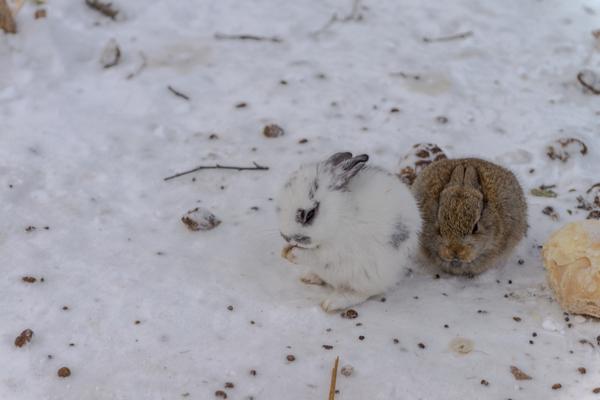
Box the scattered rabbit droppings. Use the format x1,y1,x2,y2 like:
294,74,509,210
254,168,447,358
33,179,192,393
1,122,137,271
393,338,399,344
224,382,234,389
358,335,365,341
227,305,233,311
57,367,71,378
578,367,586,374
22,276,36,283
480,379,489,386
552,383,562,390
215,390,227,398
14,329,34,347
593,387,600,394
418,343,426,349
286,355,296,362
249,369,257,376
322,345,333,350
341,309,358,319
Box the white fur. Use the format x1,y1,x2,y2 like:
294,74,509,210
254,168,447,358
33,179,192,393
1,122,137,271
276,156,422,312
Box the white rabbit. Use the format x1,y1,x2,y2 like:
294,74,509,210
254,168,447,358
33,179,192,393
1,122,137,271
276,152,421,312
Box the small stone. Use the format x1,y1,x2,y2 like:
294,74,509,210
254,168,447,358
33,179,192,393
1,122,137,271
100,39,121,69
340,365,354,377
227,305,234,311
263,124,285,138
57,367,71,378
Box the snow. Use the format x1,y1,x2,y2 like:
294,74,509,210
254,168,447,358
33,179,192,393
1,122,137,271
1,0,599,399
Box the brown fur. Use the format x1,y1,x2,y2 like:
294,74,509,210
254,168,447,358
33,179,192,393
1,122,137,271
412,158,527,275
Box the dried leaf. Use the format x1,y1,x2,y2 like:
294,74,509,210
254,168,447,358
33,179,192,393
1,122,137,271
181,207,221,231
510,365,532,381
531,188,557,198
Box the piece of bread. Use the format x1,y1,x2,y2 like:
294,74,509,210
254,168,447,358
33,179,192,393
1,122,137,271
543,220,600,318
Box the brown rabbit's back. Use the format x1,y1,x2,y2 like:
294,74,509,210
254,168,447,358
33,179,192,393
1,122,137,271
412,158,527,275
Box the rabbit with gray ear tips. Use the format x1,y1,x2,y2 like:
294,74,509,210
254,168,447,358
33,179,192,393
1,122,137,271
276,152,422,312
411,158,527,276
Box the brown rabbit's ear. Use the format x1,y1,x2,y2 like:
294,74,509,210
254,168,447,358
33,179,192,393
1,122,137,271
448,165,465,186
326,154,369,190
464,166,481,190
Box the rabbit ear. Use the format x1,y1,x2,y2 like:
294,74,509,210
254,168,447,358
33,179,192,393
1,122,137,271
327,154,369,190
464,166,481,190
448,165,465,186
325,152,353,167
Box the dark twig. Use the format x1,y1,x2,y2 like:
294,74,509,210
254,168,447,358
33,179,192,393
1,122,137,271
423,31,473,43
577,71,600,95
214,33,283,43
85,0,119,20
164,162,269,181
311,0,363,37
167,85,190,101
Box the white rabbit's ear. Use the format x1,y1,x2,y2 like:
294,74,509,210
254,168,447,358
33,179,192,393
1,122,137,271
325,152,353,167
326,153,369,190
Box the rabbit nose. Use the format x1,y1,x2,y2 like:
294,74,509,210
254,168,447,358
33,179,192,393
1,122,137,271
450,258,462,268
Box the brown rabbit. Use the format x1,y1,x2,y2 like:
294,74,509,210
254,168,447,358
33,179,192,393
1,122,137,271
412,158,527,276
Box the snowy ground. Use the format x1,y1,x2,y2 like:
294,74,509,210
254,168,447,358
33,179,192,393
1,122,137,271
1,0,600,399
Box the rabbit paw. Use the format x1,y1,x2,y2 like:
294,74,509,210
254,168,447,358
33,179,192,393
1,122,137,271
282,245,301,264
320,291,369,313
300,273,325,286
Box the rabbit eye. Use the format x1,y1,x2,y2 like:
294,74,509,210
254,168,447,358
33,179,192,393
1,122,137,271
472,223,479,234
296,202,319,225
305,207,316,224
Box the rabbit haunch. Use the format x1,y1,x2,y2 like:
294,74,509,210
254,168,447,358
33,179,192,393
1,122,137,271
277,152,421,312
